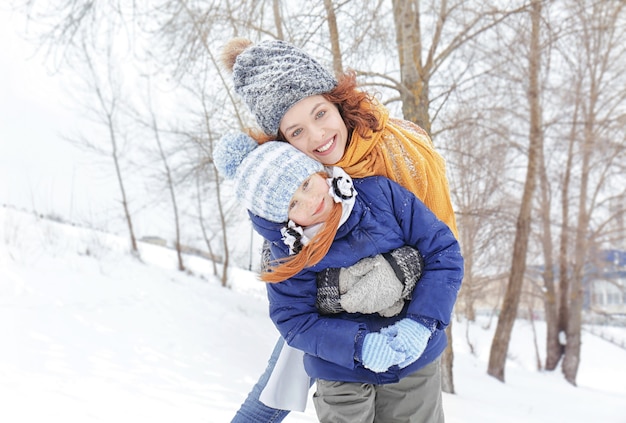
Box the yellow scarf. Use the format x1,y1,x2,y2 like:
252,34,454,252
335,101,459,238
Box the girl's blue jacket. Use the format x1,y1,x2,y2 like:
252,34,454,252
250,176,464,384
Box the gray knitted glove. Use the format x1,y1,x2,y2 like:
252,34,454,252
339,255,404,317
260,239,272,273
316,246,424,317
384,246,423,301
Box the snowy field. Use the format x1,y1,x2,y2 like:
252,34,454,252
1,206,625,422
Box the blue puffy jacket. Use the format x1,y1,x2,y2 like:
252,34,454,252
250,176,464,384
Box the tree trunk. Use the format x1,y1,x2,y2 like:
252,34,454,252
562,207,586,385
562,107,594,386
323,0,343,76
272,0,284,40
440,324,455,394
391,0,431,133
541,187,561,370
487,0,542,382
147,81,185,271
113,129,139,256
547,92,579,370
487,212,532,382
196,165,219,277
83,42,139,257
391,0,456,392
538,99,561,371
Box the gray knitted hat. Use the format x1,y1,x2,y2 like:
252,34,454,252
213,132,324,223
227,39,338,136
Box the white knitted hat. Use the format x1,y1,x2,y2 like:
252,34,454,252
213,132,324,223
228,39,337,136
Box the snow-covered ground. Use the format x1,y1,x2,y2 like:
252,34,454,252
1,206,625,422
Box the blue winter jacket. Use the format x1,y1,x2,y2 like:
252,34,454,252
250,176,464,384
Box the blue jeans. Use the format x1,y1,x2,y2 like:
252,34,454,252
231,337,302,422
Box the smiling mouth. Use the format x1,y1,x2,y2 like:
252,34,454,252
315,137,334,153
313,198,325,215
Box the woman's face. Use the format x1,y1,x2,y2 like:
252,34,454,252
279,95,348,165
287,173,333,227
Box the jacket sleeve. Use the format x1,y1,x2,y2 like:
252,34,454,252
265,255,368,370
380,178,464,329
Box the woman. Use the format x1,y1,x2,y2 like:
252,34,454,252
221,38,460,422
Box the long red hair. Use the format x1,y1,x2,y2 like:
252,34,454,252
261,201,343,283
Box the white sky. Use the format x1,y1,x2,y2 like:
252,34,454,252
0,8,118,227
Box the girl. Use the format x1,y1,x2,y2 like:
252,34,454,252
213,133,463,422
221,38,460,422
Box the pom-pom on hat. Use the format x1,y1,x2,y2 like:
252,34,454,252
221,38,337,137
213,132,324,223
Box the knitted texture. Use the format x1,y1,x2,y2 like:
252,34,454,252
382,318,432,369
316,267,343,314
386,245,424,300
260,239,272,273
361,332,405,373
315,246,423,317
232,40,337,136
213,132,323,223
339,255,403,317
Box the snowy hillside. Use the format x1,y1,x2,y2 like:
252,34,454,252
1,206,625,422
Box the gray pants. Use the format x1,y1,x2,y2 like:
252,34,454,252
312,358,444,423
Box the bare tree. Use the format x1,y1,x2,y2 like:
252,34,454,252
488,0,543,382
538,108,567,371
387,0,528,392
518,0,626,384
389,0,527,132
272,0,284,40
543,69,582,371
200,101,231,287
76,39,140,255
19,0,142,254
323,0,343,75
143,78,185,271
446,107,517,323
195,175,219,276
559,0,626,385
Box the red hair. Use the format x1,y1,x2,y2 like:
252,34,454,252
249,70,383,144
261,200,343,283
322,70,383,139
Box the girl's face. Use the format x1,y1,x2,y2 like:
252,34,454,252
287,173,333,227
279,95,348,165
